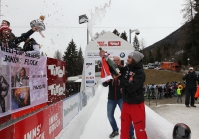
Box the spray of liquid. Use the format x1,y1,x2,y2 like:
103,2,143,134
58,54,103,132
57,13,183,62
87,0,112,41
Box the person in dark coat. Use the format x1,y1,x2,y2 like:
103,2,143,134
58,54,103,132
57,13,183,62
119,51,147,139
22,37,40,55
0,23,38,49
182,67,199,107
102,56,134,139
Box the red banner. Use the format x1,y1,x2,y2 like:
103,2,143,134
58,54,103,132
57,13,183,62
0,125,14,139
14,101,63,139
0,114,11,125
47,58,66,105
11,103,47,119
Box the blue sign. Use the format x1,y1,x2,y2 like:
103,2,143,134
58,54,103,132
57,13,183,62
86,80,94,84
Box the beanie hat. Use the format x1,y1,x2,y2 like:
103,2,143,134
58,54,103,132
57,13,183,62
0,23,11,32
128,51,144,63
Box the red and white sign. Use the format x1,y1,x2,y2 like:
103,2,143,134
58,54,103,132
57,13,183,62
108,41,121,46
47,58,66,105
14,101,63,139
97,41,121,47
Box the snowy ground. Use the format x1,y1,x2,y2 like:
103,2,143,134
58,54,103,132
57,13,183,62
56,83,199,139
153,104,199,139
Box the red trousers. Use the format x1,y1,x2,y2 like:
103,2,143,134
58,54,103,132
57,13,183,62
121,102,147,139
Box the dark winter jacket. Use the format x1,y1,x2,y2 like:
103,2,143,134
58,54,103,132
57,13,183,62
0,29,34,49
23,38,38,52
182,71,199,90
102,77,122,100
119,62,146,104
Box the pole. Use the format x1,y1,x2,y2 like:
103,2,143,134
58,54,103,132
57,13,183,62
0,0,1,22
87,28,89,45
129,29,131,44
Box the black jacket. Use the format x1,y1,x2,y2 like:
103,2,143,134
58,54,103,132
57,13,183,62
119,62,146,104
23,38,38,52
102,77,122,100
0,29,34,49
182,71,199,89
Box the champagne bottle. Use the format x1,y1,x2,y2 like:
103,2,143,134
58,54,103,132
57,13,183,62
99,48,120,76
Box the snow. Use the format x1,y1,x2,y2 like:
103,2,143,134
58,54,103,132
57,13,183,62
152,104,199,139
56,82,199,139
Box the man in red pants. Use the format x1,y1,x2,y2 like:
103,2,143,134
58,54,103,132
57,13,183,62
119,51,147,139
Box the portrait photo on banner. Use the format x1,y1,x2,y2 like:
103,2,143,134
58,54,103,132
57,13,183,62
0,65,10,114
11,87,30,110
11,67,29,88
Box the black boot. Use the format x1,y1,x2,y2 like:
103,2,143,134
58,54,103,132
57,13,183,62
109,131,119,138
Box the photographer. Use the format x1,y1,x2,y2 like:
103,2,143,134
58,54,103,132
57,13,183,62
119,51,147,139
182,67,199,107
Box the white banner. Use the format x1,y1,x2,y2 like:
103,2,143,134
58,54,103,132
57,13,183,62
0,47,47,117
84,61,95,89
85,50,130,61
63,94,79,128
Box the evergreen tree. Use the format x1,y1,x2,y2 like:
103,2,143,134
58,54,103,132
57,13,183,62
54,50,62,60
155,48,162,62
41,51,44,56
113,29,120,36
76,47,84,75
63,39,78,78
133,35,140,51
120,31,128,41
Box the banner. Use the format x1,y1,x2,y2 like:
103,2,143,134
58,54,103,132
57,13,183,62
14,101,63,139
0,125,14,139
47,58,66,105
84,61,95,89
63,94,79,128
0,47,48,118
85,50,130,60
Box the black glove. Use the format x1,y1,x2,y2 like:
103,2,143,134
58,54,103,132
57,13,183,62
195,98,198,101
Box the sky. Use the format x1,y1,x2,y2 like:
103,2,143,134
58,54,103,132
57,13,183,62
1,0,185,58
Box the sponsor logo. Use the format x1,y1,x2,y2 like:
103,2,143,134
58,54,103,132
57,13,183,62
86,80,94,84
48,83,65,95
48,65,65,78
86,76,94,79
88,72,92,75
108,41,121,46
120,52,125,58
86,63,92,68
97,41,107,46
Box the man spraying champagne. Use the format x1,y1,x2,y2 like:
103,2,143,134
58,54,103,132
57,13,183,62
99,48,121,82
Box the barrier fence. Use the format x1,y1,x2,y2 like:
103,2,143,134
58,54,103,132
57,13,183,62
0,47,98,139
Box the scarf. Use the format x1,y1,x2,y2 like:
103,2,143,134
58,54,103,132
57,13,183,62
101,57,112,82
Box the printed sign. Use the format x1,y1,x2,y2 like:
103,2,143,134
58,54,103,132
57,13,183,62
0,47,48,118
0,125,14,139
97,41,121,47
63,94,79,128
14,101,63,139
84,61,95,89
47,58,66,105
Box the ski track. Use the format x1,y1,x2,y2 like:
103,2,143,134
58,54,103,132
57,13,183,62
79,87,121,139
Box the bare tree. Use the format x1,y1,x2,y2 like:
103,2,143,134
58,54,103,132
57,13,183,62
182,0,196,22
54,50,62,60
140,38,146,53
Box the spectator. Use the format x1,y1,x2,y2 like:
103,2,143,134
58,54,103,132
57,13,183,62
0,23,38,49
1,20,15,39
158,85,163,99
177,86,182,103
22,37,40,55
102,56,134,139
182,67,199,107
119,51,147,139
150,84,155,98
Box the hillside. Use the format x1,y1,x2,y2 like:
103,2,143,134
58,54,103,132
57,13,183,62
144,69,184,85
